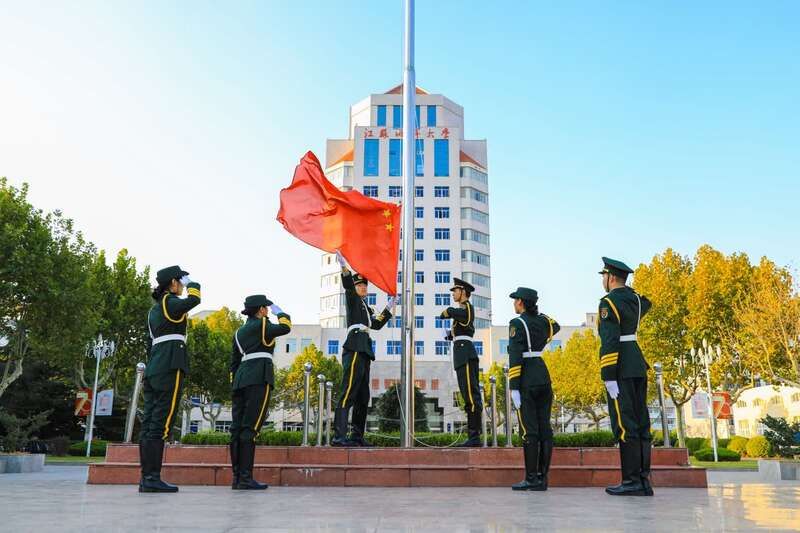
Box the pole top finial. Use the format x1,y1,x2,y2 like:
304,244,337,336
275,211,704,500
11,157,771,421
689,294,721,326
489,375,496,383
136,362,146,372
317,373,325,380
304,362,312,373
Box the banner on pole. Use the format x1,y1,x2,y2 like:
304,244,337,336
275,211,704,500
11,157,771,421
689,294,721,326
75,388,92,417
95,389,114,416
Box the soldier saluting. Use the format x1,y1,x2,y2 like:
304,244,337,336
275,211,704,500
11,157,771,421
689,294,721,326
229,295,291,490
140,265,201,493
332,251,398,446
438,277,482,447
597,257,654,496
507,287,560,491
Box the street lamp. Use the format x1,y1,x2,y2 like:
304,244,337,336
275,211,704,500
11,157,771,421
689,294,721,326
700,338,719,462
653,362,670,447
85,335,116,457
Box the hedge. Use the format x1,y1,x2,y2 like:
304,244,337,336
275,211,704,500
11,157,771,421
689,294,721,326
694,447,741,462
68,440,108,457
686,437,707,455
728,436,749,455
651,430,678,447
745,435,773,458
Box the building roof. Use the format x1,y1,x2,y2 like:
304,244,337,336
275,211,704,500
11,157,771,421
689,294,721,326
331,148,354,166
459,150,486,170
385,84,429,95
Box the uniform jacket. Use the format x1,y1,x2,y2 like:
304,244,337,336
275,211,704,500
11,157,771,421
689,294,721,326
342,269,391,360
145,282,202,377
508,311,560,390
440,300,478,370
598,286,652,380
230,313,292,390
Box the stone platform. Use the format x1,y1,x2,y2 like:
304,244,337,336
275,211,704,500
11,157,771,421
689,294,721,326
88,444,706,487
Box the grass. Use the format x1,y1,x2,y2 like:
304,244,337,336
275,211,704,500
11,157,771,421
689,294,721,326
689,457,758,470
45,455,105,464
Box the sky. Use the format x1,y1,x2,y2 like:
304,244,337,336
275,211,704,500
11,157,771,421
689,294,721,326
1,1,798,327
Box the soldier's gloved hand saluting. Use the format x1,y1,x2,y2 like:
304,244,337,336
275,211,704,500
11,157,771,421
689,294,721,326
335,250,347,268
386,295,399,312
179,274,192,286
511,390,521,409
269,303,283,315
604,380,619,399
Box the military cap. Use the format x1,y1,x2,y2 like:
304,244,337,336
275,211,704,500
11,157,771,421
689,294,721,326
353,273,368,286
509,287,538,302
599,257,634,278
450,277,475,294
156,265,189,286
241,294,273,314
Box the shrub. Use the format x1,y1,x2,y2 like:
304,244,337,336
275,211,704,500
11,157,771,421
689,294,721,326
745,435,773,458
554,431,616,447
0,409,52,452
728,436,749,456
761,415,800,458
685,437,707,455
651,430,679,447
68,440,108,457
181,431,231,445
694,447,741,462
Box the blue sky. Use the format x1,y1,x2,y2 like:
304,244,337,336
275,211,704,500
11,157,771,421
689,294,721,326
1,1,798,326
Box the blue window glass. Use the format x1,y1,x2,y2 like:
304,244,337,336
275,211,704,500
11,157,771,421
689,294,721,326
474,341,483,356
435,341,450,356
362,185,378,197
415,186,424,197
415,228,424,240
435,249,450,261
435,317,452,329
414,341,424,355
393,105,403,128
415,293,424,306
435,293,451,306
389,139,402,176
327,340,340,355
434,186,449,198
415,206,424,219
434,139,449,177
371,340,376,354
415,249,424,261
434,228,450,240
427,105,436,127
415,139,424,176
435,272,451,284
415,271,424,283
434,207,449,219
397,270,402,282
364,139,379,176
367,293,376,306
415,105,420,127
387,340,402,355
549,340,562,351
389,185,402,198
500,339,509,354
415,316,424,328
377,105,387,127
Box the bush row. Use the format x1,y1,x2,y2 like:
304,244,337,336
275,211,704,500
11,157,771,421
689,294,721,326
68,440,108,456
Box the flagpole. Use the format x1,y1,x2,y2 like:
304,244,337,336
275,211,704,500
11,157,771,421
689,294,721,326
400,0,416,448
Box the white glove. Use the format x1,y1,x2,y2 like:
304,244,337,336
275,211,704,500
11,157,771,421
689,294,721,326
269,304,283,315
511,390,521,409
335,250,346,267
179,275,191,286
442,328,450,340
605,380,619,399
386,295,399,310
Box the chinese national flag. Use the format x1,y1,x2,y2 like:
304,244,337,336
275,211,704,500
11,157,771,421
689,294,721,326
277,151,401,295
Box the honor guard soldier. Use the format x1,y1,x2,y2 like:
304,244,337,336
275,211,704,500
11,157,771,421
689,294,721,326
140,265,201,493
438,277,482,447
332,251,398,446
598,257,654,496
229,295,291,490
507,287,560,491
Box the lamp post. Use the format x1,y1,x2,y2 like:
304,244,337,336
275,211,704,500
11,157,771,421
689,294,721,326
86,335,116,457
653,362,670,447
700,339,719,462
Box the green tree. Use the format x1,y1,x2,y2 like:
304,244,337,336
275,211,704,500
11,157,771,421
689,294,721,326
479,362,507,431
374,384,429,433
273,345,342,426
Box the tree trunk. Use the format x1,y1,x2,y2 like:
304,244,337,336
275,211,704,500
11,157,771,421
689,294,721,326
674,402,687,448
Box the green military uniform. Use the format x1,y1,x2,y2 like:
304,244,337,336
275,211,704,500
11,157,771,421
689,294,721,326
333,269,392,446
229,294,291,490
439,277,482,446
598,257,653,496
507,287,560,491
140,265,201,493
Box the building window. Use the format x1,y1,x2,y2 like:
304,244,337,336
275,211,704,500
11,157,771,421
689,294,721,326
393,105,403,128
415,249,424,261
415,271,424,283
362,185,378,198
415,139,424,176
453,391,461,407
415,105,420,126
434,207,450,219
415,340,425,355
475,317,491,329
435,249,450,261
377,105,387,127
215,420,233,433
285,338,297,353
462,187,488,203
388,139,402,177
461,228,490,246
397,270,403,283
462,272,490,288
371,378,380,390
189,420,200,434
434,228,450,240
415,206,424,219
435,271,451,284
460,166,488,184
387,316,402,328
736,400,747,408
434,139,449,177
461,207,489,225
435,317,452,329
435,341,450,355
389,185,402,198
387,340,402,355
364,139,379,176
301,338,313,349
792,393,800,403
427,105,436,127
366,293,377,306
415,315,425,328
474,341,483,356
462,249,490,266
415,228,424,240
327,340,339,355
415,293,424,305
472,295,490,310
434,186,450,197
415,185,424,197
499,339,509,354
435,293,451,306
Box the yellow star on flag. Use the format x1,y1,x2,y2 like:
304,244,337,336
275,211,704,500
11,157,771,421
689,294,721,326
385,223,394,232
382,209,391,218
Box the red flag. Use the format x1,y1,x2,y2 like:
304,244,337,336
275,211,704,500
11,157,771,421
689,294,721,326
277,151,401,295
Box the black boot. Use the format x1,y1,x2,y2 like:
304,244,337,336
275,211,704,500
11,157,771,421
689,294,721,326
606,441,645,496
640,439,653,496
350,403,373,447
138,440,147,491
230,439,240,489
512,440,544,491
234,441,268,490
538,438,553,490
331,408,355,447
458,410,482,447
139,439,179,493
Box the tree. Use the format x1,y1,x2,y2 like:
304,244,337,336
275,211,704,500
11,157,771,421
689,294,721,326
273,345,342,427
546,330,607,429
479,362,507,431
374,384,429,433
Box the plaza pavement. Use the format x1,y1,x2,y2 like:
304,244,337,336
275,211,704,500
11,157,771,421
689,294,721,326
0,465,798,532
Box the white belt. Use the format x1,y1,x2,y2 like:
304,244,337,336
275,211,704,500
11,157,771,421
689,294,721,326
522,351,543,358
347,324,368,334
151,334,186,346
620,334,638,342
453,336,473,343
241,352,272,362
